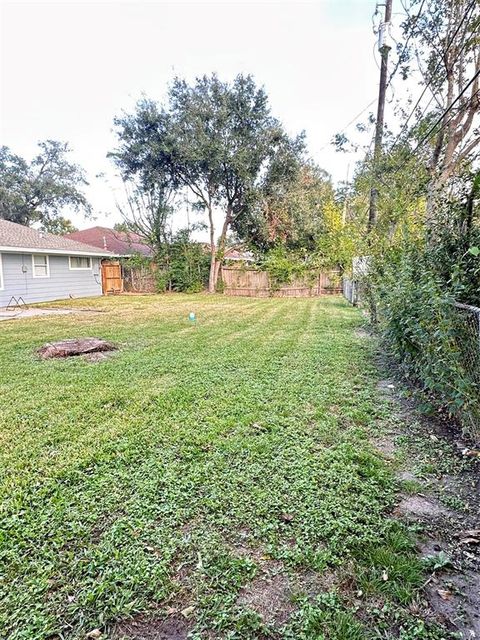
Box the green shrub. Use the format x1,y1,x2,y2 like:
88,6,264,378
164,229,210,293
368,175,480,437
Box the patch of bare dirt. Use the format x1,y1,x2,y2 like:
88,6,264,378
231,539,291,625
373,434,397,459
111,613,191,640
396,470,418,482
355,327,370,339
374,351,480,637
237,571,295,626
228,528,284,572
394,495,450,519
291,568,339,598
229,535,338,627
376,379,397,397
424,570,480,638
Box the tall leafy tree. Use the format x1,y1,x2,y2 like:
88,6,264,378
0,141,91,227
234,162,337,252
399,0,480,219
112,74,304,292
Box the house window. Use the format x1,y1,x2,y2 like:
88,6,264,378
0,254,3,290
32,254,50,278
69,256,92,270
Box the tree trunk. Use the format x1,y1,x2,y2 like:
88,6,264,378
207,202,216,293
208,207,232,293
208,253,216,293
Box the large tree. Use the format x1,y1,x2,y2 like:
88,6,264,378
234,162,337,252
0,140,91,228
112,74,304,292
400,0,480,219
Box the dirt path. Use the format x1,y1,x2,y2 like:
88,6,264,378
376,368,480,638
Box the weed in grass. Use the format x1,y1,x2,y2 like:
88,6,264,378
355,525,424,604
422,551,452,572
283,594,365,640
397,618,461,639
437,493,468,512
400,479,425,495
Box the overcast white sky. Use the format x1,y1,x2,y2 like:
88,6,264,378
0,0,402,238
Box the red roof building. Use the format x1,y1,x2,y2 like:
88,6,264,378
65,226,153,258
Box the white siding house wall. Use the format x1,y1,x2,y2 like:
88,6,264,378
0,253,102,306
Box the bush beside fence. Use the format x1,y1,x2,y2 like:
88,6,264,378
343,270,480,441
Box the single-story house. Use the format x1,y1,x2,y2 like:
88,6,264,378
224,247,255,263
65,226,153,258
65,226,156,293
0,219,115,307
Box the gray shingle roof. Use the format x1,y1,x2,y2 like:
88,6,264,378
0,219,115,256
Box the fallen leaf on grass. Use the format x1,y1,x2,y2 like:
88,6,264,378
455,529,480,546
86,631,101,639
437,589,453,601
280,513,294,523
181,606,195,618
461,449,480,458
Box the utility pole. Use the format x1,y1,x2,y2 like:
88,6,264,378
368,0,393,232
342,163,350,225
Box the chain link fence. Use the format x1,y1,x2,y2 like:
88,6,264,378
453,302,480,439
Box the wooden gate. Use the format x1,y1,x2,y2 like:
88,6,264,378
101,260,123,295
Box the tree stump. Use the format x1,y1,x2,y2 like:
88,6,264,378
37,338,117,359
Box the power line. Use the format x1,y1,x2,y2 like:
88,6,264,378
386,78,480,181
409,72,480,159
318,99,377,152
321,0,429,158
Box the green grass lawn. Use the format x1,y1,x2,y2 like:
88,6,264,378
0,295,443,639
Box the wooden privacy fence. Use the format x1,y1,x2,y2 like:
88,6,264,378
221,268,342,298
123,263,157,293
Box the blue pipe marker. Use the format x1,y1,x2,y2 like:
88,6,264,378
189,311,196,322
